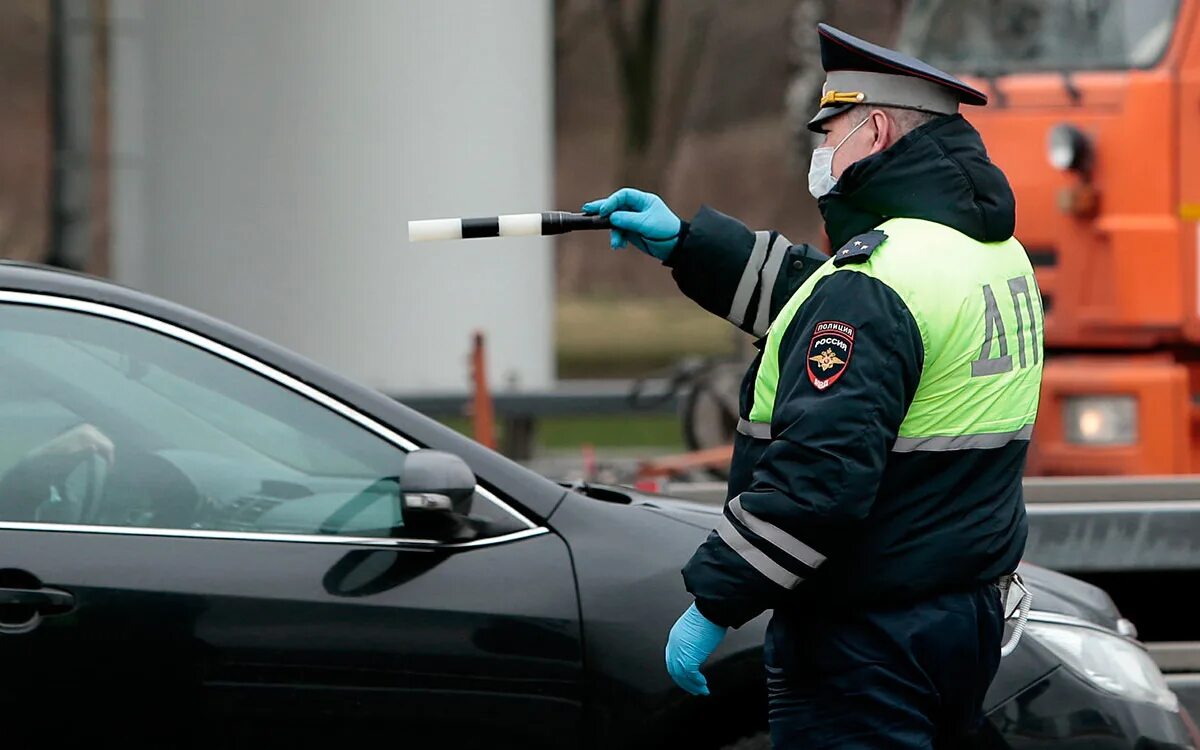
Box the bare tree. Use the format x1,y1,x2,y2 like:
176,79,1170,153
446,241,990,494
555,0,595,67
597,0,715,189
0,1,51,262
784,0,831,166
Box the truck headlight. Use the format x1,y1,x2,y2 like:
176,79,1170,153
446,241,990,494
1027,621,1178,711
1063,395,1136,445
1047,123,1093,173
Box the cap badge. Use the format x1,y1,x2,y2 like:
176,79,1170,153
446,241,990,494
819,90,866,107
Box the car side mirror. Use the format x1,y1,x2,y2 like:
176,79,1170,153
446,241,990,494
402,450,475,518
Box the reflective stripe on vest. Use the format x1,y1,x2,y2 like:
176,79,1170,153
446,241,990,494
748,218,1043,451
736,417,772,439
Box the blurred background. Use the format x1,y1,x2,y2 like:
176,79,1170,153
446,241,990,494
0,0,1194,486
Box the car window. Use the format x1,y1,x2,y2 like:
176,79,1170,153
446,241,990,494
0,393,80,479
0,302,526,541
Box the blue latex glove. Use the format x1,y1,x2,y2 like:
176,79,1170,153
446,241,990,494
665,603,728,696
581,187,682,260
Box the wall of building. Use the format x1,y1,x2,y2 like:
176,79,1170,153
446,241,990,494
111,0,554,394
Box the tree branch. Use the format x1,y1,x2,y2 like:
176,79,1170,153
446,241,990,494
555,0,596,65
785,0,831,163
598,0,630,60
658,1,714,162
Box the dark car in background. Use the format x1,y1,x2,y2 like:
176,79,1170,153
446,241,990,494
0,261,1194,749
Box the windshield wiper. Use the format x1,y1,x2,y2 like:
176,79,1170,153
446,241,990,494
976,68,1009,108
1059,68,1082,105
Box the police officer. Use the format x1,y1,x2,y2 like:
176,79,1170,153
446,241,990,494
583,23,1042,749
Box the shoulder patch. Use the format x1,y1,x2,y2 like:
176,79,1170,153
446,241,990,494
833,229,888,267
807,320,855,391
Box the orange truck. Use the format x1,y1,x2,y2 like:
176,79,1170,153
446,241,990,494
898,0,1200,475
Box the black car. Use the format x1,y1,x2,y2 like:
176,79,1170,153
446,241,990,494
0,261,1194,749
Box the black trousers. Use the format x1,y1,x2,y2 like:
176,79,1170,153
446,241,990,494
765,585,1004,749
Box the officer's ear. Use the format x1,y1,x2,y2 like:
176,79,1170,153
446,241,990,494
865,109,894,156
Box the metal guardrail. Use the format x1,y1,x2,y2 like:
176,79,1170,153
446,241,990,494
1023,497,1200,571
1022,476,1200,503
394,378,680,418
1149,643,1200,673
660,477,1200,504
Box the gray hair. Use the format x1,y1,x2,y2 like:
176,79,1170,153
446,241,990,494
878,106,940,137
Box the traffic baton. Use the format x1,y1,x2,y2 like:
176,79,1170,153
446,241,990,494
408,212,611,242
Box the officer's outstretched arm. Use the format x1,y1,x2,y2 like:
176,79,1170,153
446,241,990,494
667,206,828,338
681,270,924,628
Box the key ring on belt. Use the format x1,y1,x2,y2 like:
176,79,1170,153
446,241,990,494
998,573,1033,658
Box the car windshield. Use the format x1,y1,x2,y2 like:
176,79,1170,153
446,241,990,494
897,0,1180,75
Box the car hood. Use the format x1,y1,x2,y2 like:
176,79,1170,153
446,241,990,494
581,483,1127,633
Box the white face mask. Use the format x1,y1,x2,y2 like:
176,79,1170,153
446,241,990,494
808,115,873,199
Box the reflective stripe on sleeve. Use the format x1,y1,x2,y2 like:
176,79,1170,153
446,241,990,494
727,231,773,328
715,517,802,589
728,496,826,569
752,235,792,337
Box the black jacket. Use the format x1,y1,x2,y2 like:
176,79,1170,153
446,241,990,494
667,115,1029,628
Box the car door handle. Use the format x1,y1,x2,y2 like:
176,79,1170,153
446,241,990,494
0,587,75,614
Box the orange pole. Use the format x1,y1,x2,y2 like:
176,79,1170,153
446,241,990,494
471,331,497,450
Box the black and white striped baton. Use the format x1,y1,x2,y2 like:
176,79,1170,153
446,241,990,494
408,212,611,242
